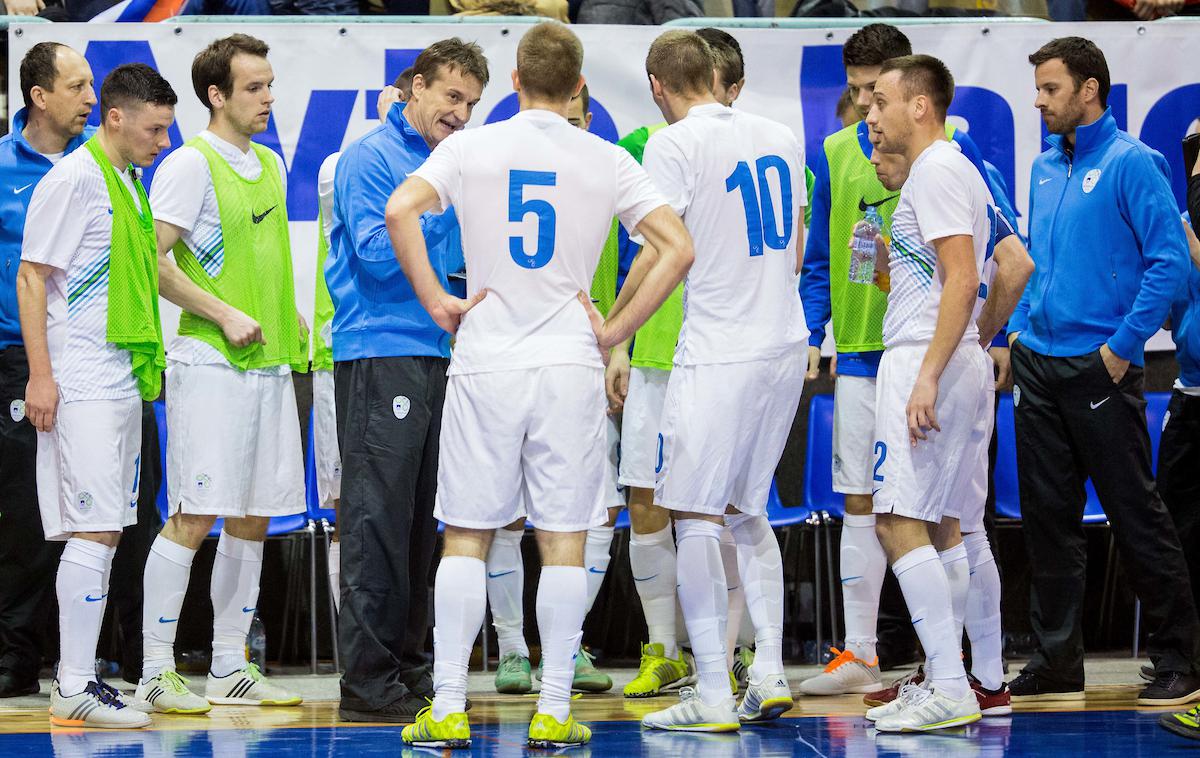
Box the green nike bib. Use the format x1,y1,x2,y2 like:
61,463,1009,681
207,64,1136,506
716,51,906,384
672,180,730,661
312,208,334,371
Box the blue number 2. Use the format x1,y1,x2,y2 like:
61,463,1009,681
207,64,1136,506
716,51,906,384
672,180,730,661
508,170,557,269
725,155,794,257
872,441,888,483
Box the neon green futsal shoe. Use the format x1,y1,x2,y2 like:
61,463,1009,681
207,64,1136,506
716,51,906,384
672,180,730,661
527,712,591,748
401,706,470,749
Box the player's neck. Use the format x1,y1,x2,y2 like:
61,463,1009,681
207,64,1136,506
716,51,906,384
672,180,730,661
662,90,719,125
904,124,949,166
95,127,130,170
207,119,253,153
21,111,71,156
517,95,570,119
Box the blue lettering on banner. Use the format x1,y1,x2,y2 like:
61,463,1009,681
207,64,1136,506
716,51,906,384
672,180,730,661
949,86,1015,202
1139,83,1200,209
364,48,424,120
798,45,846,179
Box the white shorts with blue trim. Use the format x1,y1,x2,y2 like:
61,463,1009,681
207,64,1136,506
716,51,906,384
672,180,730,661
617,366,670,490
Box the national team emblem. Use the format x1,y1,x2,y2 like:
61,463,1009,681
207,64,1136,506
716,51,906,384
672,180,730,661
1013,385,1022,408
195,474,212,493
76,491,94,511
832,453,843,475
1082,169,1102,194
9,399,25,423
393,396,410,420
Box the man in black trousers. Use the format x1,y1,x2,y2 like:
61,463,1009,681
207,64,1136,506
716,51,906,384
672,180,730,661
1008,36,1200,706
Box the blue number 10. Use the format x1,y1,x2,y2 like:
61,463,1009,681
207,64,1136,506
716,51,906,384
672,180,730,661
725,155,794,257
508,169,557,269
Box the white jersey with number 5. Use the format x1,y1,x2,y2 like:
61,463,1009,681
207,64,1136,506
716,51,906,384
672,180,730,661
412,109,665,376
641,103,808,366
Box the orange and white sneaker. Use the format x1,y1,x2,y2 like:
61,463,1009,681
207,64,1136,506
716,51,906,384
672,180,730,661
798,648,882,696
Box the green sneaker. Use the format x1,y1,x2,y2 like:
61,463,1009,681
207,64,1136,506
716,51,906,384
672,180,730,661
402,706,470,748
572,649,613,693
624,642,692,698
528,712,591,748
494,652,532,694
1161,705,1200,741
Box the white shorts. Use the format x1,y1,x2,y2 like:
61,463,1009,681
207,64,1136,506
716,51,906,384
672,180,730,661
436,365,607,532
602,415,625,510
312,369,342,507
617,366,670,489
37,396,142,541
656,352,805,516
872,343,993,532
833,374,878,495
166,362,306,518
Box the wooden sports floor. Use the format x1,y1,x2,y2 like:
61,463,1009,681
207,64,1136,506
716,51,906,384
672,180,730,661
0,662,1190,756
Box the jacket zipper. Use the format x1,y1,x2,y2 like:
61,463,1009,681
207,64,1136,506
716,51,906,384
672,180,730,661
1041,155,1072,354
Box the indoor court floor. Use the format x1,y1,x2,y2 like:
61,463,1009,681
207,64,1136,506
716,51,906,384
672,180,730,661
0,660,1190,756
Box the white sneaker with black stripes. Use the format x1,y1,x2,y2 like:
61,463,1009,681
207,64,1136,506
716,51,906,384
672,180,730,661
206,663,302,706
50,680,152,729
135,669,212,714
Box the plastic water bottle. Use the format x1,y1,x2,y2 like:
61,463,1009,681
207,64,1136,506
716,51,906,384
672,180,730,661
848,206,883,284
247,614,267,672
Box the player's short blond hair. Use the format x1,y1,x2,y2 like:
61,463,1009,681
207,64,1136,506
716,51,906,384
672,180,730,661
516,22,583,102
645,30,714,98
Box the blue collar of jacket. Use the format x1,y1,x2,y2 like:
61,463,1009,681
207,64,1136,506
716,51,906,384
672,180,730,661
7,108,93,162
387,103,433,159
1046,107,1117,160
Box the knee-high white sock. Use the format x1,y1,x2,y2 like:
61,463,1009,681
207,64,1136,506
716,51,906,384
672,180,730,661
939,542,970,647
536,566,588,722
583,525,614,614
840,513,887,662
57,539,116,696
485,528,528,659
141,535,197,682
964,532,1003,690
210,532,264,678
328,540,341,614
629,524,678,659
432,556,487,720
675,519,731,707
893,545,968,699
721,528,745,669
726,513,785,679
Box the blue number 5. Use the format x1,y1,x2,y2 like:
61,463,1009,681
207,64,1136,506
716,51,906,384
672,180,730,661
508,170,557,269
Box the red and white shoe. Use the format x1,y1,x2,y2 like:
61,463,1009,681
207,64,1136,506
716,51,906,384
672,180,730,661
970,675,1012,716
863,665,925,708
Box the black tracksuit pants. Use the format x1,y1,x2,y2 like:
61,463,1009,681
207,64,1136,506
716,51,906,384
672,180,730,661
1157,389,1200,618
335,356,445,711
1011,342,1199,683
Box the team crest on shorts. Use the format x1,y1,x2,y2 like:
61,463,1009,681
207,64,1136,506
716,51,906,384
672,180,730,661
195,474,213,493
76,491,94,511
1082,169,1102,194
393,396,410,420
1013,385,1021,408
832,453,843,475
9,399,25,423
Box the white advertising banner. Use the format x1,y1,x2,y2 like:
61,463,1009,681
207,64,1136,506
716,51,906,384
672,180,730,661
8,20,1198,350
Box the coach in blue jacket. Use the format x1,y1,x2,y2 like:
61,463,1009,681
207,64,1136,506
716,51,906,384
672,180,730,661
1008,37,1200,706
326,38,488,723
0,43,95,698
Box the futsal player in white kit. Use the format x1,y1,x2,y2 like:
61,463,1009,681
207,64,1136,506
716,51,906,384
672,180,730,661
862,54,1002,732
386,22,693,749
633,30,809,732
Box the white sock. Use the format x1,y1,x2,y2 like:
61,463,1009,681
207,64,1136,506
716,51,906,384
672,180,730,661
536,566,588,723
431,556,487,720
939,542,970,647
57,539,116,696
485,528,528,659
141,535,197,682
964,532,1004,690
210,531,264,678
629,524,678,659
675,519,731,707
840,513,886,662
583,525,614,614
328,540,341,614
893,545,968,699
725,513,785,679
720,528,745,669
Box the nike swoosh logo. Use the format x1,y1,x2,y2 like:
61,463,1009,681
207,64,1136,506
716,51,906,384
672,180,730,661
1090,397,1111,410
727,585,740,592
13,183,33,195
587,567,606,575
872,489,881,497
1039,178,1053,186
912,617,924,624
84,594,108,602
251,206,276,224
487,570,515,579
158,616,178,624
841,576,863,584
633,574,659,582
242,607,256,613
858,194,900,213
